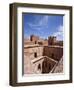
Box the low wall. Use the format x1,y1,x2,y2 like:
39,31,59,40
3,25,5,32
32,56,57,74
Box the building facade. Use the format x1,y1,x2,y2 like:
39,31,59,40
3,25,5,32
24,35,63,74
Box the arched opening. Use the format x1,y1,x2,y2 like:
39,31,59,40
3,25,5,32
34,52,37,58
38,64,41,70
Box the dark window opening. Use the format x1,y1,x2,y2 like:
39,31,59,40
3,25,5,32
38,64,41,70
48,63,51,71
35,41,37,44
42,60,47,73
34,52,37,58
30,36,32,41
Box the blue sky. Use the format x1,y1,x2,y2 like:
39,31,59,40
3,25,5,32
23,13,63,40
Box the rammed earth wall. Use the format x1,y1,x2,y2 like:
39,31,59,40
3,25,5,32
24,45,63,74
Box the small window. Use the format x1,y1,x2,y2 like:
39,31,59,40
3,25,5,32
34,52,37,58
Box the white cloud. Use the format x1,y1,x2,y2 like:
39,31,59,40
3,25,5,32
28,16,49,29
38,16,49,26
53,25,63,40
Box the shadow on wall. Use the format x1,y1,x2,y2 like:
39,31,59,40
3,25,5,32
42,58,51,73
32,56,57,74
24,46,63,74
43,46,63,61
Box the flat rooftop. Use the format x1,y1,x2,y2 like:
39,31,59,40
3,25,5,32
24,44,63,48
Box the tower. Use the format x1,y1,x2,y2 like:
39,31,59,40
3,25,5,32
30,35,39,44
48,36,56,45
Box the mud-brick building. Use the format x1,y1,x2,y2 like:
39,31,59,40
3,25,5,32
24,35,63,74
48,36,63,46
30,35,39,44
24,45,63,74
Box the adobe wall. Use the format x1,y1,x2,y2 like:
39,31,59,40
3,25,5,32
54,41,63,46
32,56,57,74
24,41,35,45
24,46,44,74
53,57,63,73
32,57,44,74
24,46,44,60
24,45,63,74
43,46,63,61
